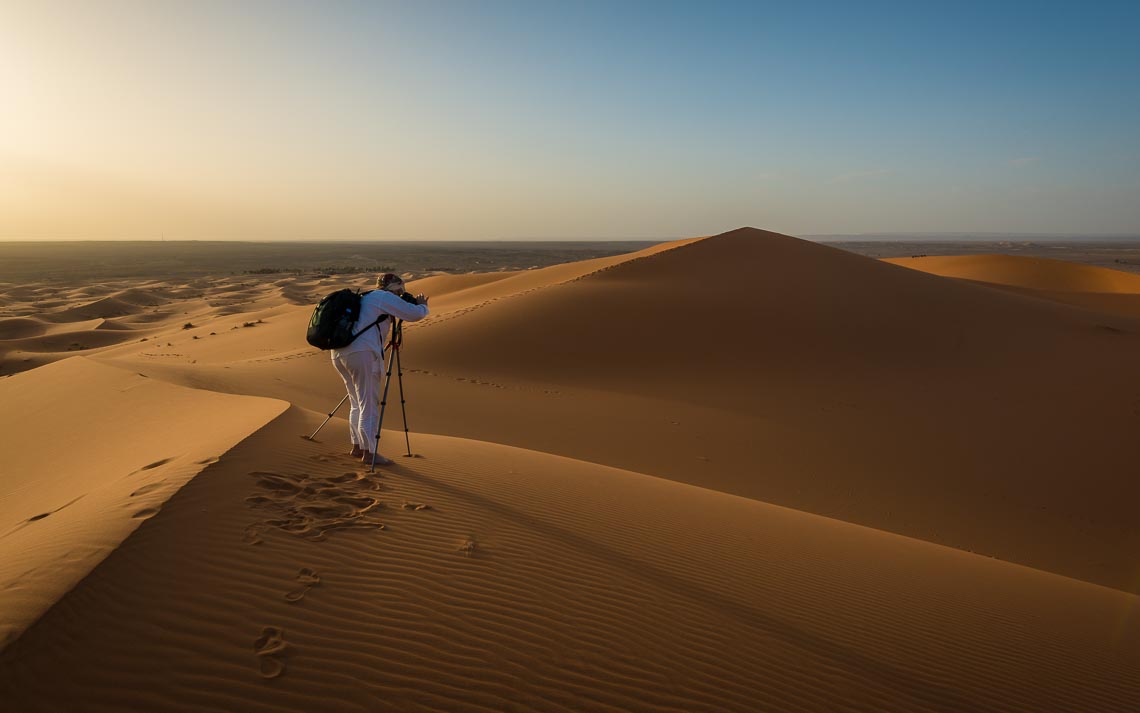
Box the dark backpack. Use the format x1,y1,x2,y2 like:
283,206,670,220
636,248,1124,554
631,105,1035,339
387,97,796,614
305,289,388,350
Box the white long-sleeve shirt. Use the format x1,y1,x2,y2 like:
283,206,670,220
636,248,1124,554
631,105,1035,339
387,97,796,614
330,289,429,360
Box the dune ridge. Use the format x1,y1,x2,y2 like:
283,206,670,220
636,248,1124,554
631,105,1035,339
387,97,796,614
0,357,287,648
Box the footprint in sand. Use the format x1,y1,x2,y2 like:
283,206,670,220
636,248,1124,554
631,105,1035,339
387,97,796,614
130,482,165,497
253,626,289,679
243,524,266,545
246,470,387,541
284,567,321,602
458,536,477,557
251,472,303,495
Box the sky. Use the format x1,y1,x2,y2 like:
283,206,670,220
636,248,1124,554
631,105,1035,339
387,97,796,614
1,0,1138,240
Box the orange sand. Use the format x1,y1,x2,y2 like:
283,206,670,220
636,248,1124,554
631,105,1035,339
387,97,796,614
1,229,1137,711
886,253,1140,317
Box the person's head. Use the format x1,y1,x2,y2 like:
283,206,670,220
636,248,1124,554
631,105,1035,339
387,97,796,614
377,273,405,295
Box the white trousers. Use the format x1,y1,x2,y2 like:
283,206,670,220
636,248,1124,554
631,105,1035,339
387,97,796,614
332,350,382,452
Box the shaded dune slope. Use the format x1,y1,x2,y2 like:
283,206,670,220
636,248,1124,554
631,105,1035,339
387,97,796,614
411,229,1140,391
1,407,1136,712
0,357,287,648
397,229,1140,590
0,317,47,340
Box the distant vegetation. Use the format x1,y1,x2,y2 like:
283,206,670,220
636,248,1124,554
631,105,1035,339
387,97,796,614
313,265,394,275
242,265,394,276
243,268,304,275
0,241,654,282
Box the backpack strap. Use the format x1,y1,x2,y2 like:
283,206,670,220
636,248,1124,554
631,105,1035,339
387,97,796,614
350,313,390,340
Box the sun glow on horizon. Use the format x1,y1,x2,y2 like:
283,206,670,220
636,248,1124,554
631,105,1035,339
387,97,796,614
2,0,1139,240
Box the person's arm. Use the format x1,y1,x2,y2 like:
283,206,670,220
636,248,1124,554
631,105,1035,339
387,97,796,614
376,291,430,321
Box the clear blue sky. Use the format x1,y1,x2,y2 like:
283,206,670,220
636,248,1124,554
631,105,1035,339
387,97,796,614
1,0,1138,239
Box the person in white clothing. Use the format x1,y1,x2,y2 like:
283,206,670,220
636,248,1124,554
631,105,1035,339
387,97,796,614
330,273,429,465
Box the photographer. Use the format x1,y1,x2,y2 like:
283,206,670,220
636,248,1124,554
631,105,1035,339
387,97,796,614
330,273,429,465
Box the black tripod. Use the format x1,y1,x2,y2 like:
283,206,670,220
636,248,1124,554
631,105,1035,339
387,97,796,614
370,319,413,472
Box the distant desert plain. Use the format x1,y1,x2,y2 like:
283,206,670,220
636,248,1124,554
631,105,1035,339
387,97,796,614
1,228,1138,711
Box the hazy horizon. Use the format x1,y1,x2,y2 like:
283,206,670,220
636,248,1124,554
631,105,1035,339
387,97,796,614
5,230,1140,245
3,1,1138,240
5,231,1140,243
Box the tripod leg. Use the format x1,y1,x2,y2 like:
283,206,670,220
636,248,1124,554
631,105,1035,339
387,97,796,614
370,347,398,473
307,393,350,441
394,346,411,456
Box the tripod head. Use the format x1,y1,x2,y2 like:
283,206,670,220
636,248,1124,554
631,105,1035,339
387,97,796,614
388,319,404,349
385,291,421,351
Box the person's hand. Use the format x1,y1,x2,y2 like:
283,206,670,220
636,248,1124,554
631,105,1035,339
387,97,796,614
415,293,429,306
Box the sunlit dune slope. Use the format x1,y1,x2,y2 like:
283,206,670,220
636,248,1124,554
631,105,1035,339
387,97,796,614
1,407,1136,712
0,357,287,648
886,253,1140,318
885,254,1140,294
408,237,704,316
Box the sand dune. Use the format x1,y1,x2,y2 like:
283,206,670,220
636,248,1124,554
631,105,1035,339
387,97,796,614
405,237,705,320
885,253,1140,293
409,230,1139,391
1,406,1136,711
0,357,286,648
396,228,1140,590
1,229,1138,710
887,253,1140,317
55,229,1140,590
0,317,46,340
3,326,142,353
44,295,143,321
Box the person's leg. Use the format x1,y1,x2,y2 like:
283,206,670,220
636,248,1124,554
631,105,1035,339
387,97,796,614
343,351,379,456
353,350,394,465
332,355,363,456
